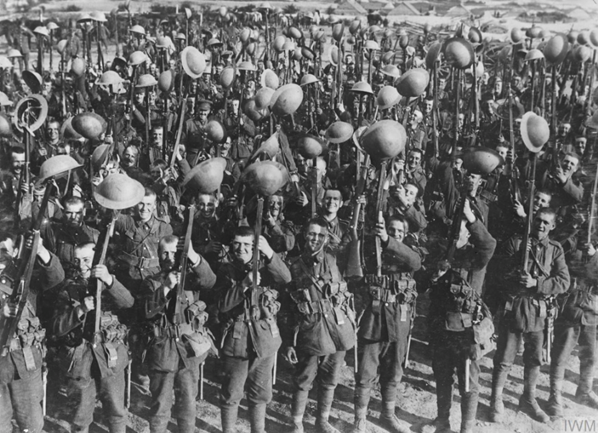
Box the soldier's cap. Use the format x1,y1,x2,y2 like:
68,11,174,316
575,136,587,143
197,100,212,111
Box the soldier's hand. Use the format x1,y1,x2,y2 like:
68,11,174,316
91,173,104,187
583,242,597,257
519,271,537,289
206,241,223,254
165,271,180,290
242,271,260,288
375,219,388,243
258,236,274,260
2,300,17,318
20,182,30,195
91,265,114,286
463,199,476,224
513,199,526,218
81,296,95,313
283,346,298,364
187,242,201,265
554,167,568,185
296,191,308,207
35,237,51,264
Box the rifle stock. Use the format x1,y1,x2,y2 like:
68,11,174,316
93,215,116,346
174,205,196,325
346,155,370,279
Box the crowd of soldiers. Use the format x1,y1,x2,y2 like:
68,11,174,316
0,6,597,433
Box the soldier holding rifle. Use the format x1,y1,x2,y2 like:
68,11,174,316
0,231,64,433
353,215,421,433
140,234,216,433
283,217,356,433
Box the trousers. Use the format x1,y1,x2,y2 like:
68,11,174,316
148,357,201,433
294,351,346,393
0,366,43,433
220,354,275,409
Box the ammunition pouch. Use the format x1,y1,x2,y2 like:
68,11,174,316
364,274,417,305
9,317,46,373
447,283,477,315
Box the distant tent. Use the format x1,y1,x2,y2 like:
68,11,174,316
568,7,592,20
388,1,421,16
446,4,470,18
337,0,368,14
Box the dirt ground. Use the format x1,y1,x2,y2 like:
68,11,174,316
38,289,598,433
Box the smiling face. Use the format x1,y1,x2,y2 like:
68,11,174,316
158,238,177,271
304,223,328,254
74,243,95,279
197,194,218,220
123,146,139,168
46,121,60,144
561,154,579,176
136,194,157,223
323,190,342,215
532,211,556,240
231,234,254,265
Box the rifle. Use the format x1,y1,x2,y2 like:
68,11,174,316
174,204,196,326
0,182,53,355
169,102,187,171
345,155,371,279
92,214,117,347
585,161,598,260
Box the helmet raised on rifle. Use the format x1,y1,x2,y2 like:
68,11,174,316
220,67,236,89
158,70,174,92
269,84,303,116
0,114,11,137
72,112,107,140
37,155,82,185
94,173,145,209
242,160,288,197
260,69,279,89
326,121,354,144
205,120,226,143
443,38,474,69
376,86,401,110
183,157,227,194
395,68,429,98
361,120,406,162
544,34,569,64
297,134,325,159
461,147,504,175
520,111,549,153
181,47,207,79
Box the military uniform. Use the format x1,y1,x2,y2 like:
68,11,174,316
354,236,422,432
43,221,100,277
547,252,598,416
216,253,291,433
490,235,569,423
0,252,64,433
140,257,216,433
113,213,173,292
285,249,356,433
48,273,133,433
427,219,496,433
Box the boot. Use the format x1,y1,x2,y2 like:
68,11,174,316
352,388,370,433
546,374,564,418
379,400,410,433
575,358,598,409
518,366,549,423
436,382,452,426
316,388,340,433
221,405,239,433
489,369,508,423
460,393,478,433
575,390,598,410
249,404,267,433
290,391,309,433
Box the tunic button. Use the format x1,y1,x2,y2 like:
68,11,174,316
386,303,389,306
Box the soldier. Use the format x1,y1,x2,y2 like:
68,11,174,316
42,195,100,277
140,235,217,433
0,232,65,433
353,215,421,433
283,217,356,433
427,198,496,433
0,146,29,223
490,208,570,423
216,226,291,433
536,151,583,209
48,242,133,433
182,100,213,166
546,243,598,417
31,119,62,176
